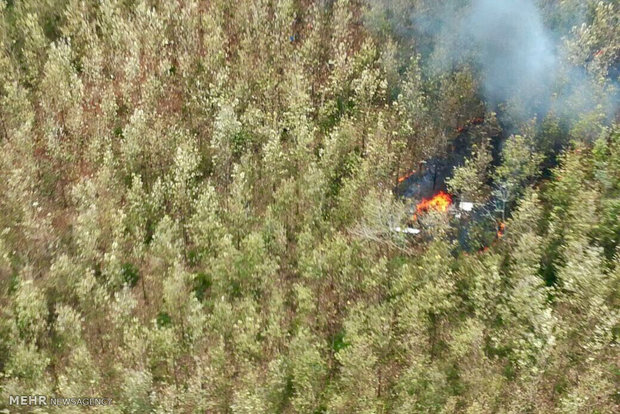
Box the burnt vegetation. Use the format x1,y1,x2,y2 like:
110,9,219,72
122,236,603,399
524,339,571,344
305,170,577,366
0,0,618,413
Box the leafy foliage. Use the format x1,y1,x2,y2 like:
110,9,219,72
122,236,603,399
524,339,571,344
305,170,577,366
0,1,617,413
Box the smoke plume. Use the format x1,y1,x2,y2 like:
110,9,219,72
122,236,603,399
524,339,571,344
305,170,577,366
368,0,618,124
459,0,557,109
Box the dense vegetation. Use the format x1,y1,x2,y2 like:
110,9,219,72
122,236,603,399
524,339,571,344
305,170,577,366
0,1,618,412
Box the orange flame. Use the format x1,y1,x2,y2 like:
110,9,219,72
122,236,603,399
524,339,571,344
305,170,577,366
497,222,505,239
398,170,416,183
456,116,485,133
413,191,452,220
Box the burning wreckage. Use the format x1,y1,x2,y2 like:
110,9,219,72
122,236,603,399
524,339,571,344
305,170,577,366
394,163,505,248
393,125,505,249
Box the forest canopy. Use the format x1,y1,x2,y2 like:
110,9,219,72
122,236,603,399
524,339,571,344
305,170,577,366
0,0,618,413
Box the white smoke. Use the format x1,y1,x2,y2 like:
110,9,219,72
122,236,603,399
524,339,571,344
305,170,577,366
368,0,618,123
461,0,557,108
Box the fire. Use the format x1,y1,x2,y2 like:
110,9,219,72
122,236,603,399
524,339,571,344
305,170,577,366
455,116,485,133
413,191,452,220
398,170,416,183
496,222,505,238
